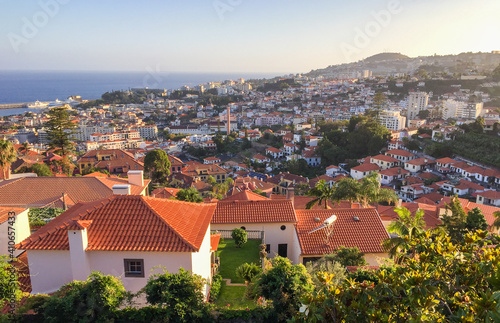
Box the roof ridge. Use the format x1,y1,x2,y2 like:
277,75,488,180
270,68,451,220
140,196,198,251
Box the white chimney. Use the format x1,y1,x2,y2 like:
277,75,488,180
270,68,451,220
128,170,144,187
67,220,91,281
113,184,131,195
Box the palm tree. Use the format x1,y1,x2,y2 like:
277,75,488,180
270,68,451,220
306,180,334,209
381,206,426,264
0,139,17,179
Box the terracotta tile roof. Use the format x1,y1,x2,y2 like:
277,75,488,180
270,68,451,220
377,203,441,229
151,187,181,199
451,161,470,170
292,196,360,210
418,192,445,203
0,177,148,207
17,196,216,252
222,190,269,201
11,252,31,293
435,157,456,164
351,163,380,172
212,200,296,224
477,190,500,199
379,167,409,177
295,208,389,255
371,154,399,163
0,207,26,224
210,233,221,252
413,197,438,205
417,172,441,180
309,175,334,187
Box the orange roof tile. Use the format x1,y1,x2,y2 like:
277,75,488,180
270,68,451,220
17,196,216,252
212,200,296,224
385,149,415,157
351,163,380,172
295,208,389,255
222,190,269,202
210,233,221,252
0,207,26,224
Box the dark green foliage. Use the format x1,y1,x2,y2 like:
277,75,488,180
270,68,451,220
257,257,313,322
31,163,52,176
209,274,223,302
0,256,22,304
46,106,77,156
465,207,489,232
305,256,346,288
348,268,380,285
144,149,171,184
42,272,126,323
143,268,210,322
176,187,203,203
231,228,248,248
28,207,64,227
81,166,110,176
442,196,468,243
235,263,262,283
330,246,368,267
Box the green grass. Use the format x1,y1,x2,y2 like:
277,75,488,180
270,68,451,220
215,281,257,310
218,239,261,283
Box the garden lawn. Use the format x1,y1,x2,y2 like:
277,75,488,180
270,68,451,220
215,281,256,310
218,239,260,283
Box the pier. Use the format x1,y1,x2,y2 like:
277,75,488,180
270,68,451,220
0,103,29,109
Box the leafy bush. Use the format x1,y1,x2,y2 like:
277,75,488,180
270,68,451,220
42,272,126,323
305,257,346,288
28,207,64,227
330,246,367,267
231,228,247,248
143,268,210,322
235,263,262,283
209,274,223,302
347,268,379,285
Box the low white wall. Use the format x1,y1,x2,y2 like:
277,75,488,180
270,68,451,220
28,250,73,294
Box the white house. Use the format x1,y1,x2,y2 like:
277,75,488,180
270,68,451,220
17,195,216,295
370,154,400,170
0,207,30,257
325,165,342,177
350,163,381,180
211,197,300,264
266,147,284,159
404,158,436,173
378,167,409,185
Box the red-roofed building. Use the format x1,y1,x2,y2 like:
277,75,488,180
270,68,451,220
379,167,409,185
16,195,217,295
212,199,298,261
350,163,380,180
476,190,500,207
0,207,30,257
295,208,389,265
385,149,416,162
370,154,400,170
265,147,284,159
404,157,436,173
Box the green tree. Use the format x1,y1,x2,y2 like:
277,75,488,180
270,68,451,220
0,139,17,179
31,163,52,176
441,196,468,243
46,105,77,156
176,187,203,203
42,271,127,323
143,268,210,322
306,179,334,209
144,149,171,184
257,257,314,322
465,207,488,231
382,206,426,264
0,256,22,304
367,92,388,120
330,246,367,267
231,228,248,248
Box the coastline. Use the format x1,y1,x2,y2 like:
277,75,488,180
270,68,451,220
0,103,29,109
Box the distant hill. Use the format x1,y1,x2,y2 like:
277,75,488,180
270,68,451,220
305,51,500,78
363,52,409,63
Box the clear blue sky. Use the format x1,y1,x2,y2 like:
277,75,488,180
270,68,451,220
1,0,498,74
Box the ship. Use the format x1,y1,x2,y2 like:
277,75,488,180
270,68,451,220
27,100,49,108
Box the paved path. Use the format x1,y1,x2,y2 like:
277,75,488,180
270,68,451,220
222,278,246,286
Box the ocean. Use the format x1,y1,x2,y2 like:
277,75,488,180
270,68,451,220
0,70,278,110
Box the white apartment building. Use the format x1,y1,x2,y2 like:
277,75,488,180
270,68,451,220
132,125,158,139
406,92,429,123
73,125,117,141
379,110,406,131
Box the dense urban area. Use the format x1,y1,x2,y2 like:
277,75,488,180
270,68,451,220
2,51,500,322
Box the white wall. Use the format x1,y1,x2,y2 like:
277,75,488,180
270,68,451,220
88,250,194,293
0,209,30,257
28,250,73,294
290,227,302,265
212,223,296,260
191,226,212,283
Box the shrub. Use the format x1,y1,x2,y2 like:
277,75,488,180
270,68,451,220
305,257,346,288
330,246,367,267
42,272,126,323
209,274,223,302
235,263,262,283
231,228,248,248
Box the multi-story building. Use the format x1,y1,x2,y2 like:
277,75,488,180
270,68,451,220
406,92,429,124
443,99,468,120
379,110,406,131
73,125,117,142
132,125,158,139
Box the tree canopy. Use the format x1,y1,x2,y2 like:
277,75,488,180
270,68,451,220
46,105,77,156
144,149,171,184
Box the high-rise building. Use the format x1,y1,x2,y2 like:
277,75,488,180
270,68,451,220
406,92,429,124
379,110,406,131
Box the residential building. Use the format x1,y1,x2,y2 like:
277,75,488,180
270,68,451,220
16,195,216,294
370,154,400,170
77,149,144,175
385,149,416,162
476,191,500,207
350,163,380,180
407,92,429,123
379,110,406,131
0,207,30,257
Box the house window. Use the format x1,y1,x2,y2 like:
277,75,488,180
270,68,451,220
266,244,270,253
278,244,288,257
124,259,144,277
280,225,286,231
240,226,246,230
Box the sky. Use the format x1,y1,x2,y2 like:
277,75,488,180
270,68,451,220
1,0,499,74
